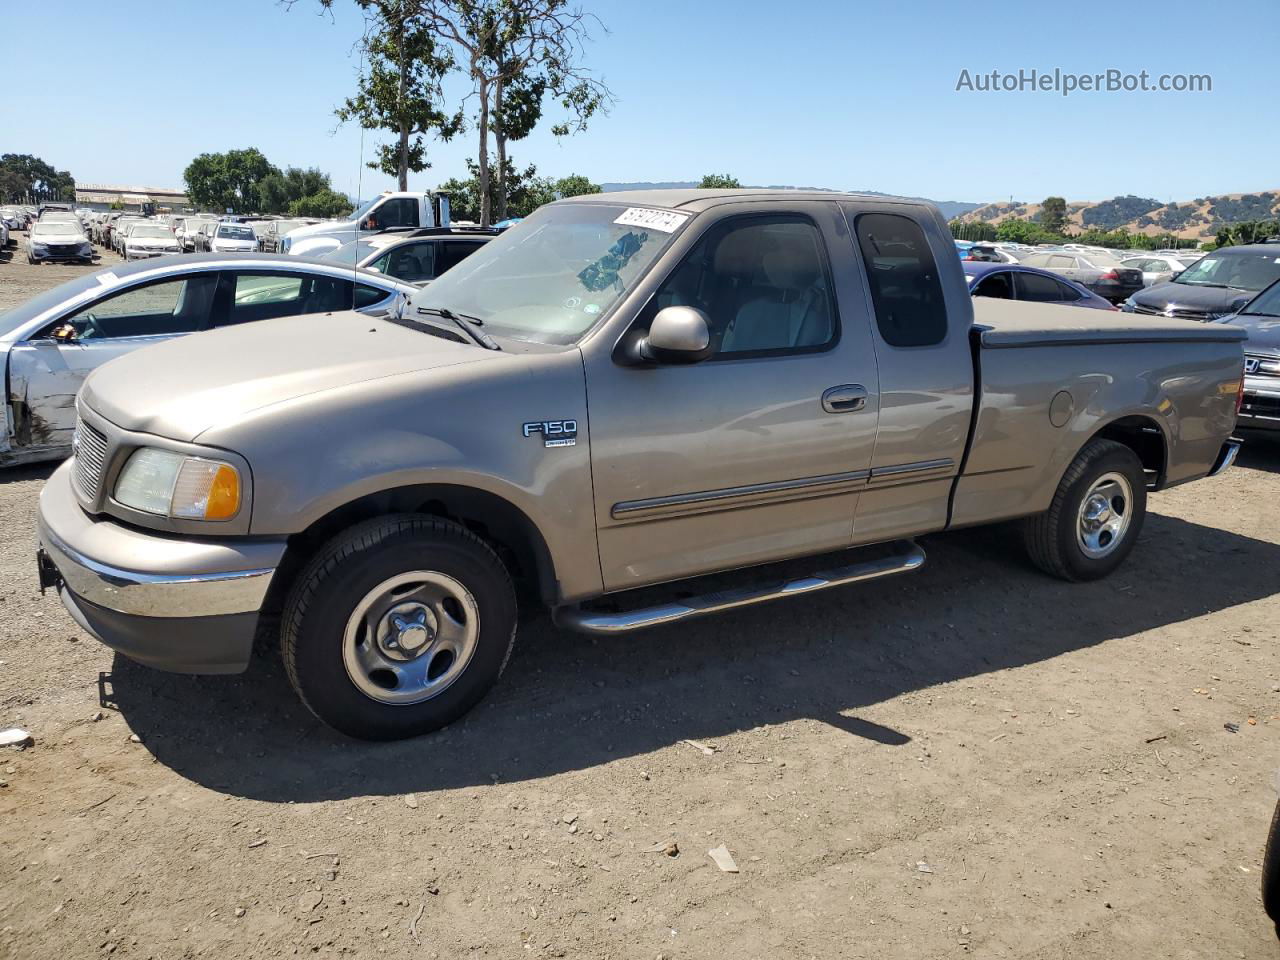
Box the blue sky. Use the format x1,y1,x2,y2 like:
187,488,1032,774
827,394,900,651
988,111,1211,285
4,0,1275,204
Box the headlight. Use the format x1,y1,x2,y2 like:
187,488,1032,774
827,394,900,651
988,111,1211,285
114,448,241,520
1120,299,1135,313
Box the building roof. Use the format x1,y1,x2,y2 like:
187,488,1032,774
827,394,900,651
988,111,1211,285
75,183,189,203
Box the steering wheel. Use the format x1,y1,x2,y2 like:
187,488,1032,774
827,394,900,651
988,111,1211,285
76,313,102,340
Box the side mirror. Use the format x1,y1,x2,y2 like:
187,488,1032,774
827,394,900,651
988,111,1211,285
637,306,713,364
1229,296,1251,314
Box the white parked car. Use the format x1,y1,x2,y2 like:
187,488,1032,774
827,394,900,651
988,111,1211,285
1119,254,1204,287
25,220,93,264
112,218,147,255
209,222,259,253
123,223,182,260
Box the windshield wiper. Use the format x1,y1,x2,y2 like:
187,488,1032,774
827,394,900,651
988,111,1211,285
415,306,500,350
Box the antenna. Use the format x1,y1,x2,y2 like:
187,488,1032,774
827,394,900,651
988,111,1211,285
352,18,370,311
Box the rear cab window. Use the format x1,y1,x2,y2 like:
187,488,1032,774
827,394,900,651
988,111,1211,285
853,213,948,347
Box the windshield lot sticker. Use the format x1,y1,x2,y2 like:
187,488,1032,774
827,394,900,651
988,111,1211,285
613,208,689,233
96,272,120,286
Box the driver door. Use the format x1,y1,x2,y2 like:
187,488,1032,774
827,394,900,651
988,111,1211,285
6,273,218,454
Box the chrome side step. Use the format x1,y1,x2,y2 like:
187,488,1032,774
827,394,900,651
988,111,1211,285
555,540,926,635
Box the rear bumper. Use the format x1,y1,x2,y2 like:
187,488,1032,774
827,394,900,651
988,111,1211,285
1208,437,1242,477
37,461,286,674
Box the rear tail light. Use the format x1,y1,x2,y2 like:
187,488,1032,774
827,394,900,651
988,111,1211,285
1099,270,1118,281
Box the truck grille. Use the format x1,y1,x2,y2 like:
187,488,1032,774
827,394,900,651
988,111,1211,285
72,418,109,499
1133,303,1213,320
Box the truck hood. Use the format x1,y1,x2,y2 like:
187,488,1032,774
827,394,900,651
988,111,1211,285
285,220,354,241
1221,314,1280,357
81,311,498,442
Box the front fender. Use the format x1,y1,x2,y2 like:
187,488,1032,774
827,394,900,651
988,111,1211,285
202,347,604,601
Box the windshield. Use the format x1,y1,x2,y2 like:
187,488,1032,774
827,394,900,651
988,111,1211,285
407,203,687,344
324,239,379,267
217,225,255,240
348,196,380,223
32,222,79,236
1174,250,1280,291
131,225,172,238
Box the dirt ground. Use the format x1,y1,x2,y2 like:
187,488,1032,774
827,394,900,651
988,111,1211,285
1,236,1278,959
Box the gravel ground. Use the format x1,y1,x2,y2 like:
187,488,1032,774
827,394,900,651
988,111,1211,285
1,238,1279,959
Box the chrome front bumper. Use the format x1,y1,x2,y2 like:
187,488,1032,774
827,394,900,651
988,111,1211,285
37,461,286,673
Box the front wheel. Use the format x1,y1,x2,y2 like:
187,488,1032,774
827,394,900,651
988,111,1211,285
281,515,518,740
1023,438,1147,581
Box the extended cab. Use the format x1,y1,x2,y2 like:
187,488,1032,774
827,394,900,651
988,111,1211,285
283,191,452,258
36,190,1246,740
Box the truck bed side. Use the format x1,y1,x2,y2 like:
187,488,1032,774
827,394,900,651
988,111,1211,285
950,299,1245,528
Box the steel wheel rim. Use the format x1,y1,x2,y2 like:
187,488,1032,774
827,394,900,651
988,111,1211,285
1076,471,1133,559
342,571,480,705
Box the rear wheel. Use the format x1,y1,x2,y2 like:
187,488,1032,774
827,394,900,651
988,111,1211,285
1264,797,1280,933
1023,438,1147,581
281,515,518,741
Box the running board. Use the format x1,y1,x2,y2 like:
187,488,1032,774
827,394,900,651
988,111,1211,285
554,540,926,635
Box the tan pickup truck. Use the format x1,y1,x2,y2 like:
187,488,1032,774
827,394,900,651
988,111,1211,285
36,190,1245,740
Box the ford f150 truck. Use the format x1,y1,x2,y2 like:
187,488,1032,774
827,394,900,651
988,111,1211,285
36,190,1246,740
283,191,452,258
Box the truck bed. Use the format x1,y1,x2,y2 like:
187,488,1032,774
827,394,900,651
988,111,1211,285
951,298,1245,530
971,298,1247,348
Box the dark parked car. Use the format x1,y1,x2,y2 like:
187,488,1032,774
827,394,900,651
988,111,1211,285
1214,278,1280,432
1123,244,1280,321
962,261,1116,311
1019,252,1144,304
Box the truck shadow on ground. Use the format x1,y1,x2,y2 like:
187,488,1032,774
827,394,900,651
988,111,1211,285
105,509,1280,801
1237,432,1280,472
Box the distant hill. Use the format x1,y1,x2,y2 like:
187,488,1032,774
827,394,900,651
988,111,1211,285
955,190,1280,240
599,182,982,221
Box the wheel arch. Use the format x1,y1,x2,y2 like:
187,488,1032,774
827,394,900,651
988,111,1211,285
1086,413,1169,489
267,483,560,614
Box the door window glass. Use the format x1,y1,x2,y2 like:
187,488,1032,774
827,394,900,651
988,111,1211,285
854,213,947,347
648,215,838,357
217,272,356,327
57,275,217,339
972,272,1012,299
371,197,419,229
382,242,436,283
434,240,486,275
1016,272,1066,302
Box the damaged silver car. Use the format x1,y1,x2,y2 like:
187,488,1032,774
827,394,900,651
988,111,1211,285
0,254,417,466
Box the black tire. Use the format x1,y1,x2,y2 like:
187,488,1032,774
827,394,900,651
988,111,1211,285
1263,798,1280,933
1023,438,1147,582
281,515,518,740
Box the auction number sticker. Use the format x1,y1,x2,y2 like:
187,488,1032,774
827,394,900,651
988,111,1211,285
613,207,690,233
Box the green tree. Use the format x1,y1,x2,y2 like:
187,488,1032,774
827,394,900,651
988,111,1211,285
256,173,292,214
994,218,1038,244
333,0,460,191
699,173,741,189
413,0,611,226
553,173,600,198
0,153,75,202
1039,196,1068,236
289,189,355,218
184,148,278,212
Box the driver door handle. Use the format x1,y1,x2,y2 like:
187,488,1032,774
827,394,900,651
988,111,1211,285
821,384,868,414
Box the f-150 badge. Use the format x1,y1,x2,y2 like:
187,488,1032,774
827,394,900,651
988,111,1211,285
523,420,577,448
